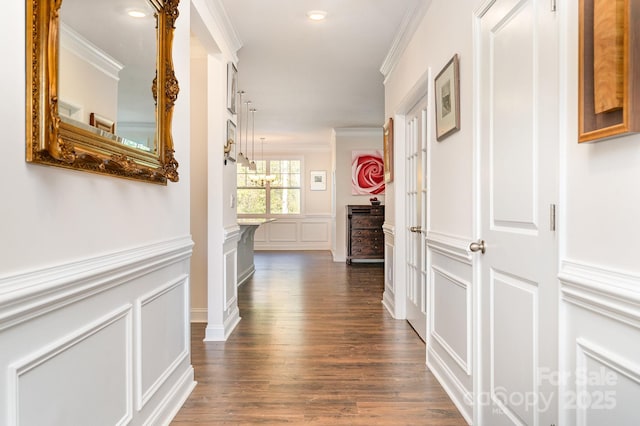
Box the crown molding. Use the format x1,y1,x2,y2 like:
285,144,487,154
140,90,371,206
192,0,242,61
333,127,382,138
261,142,332,153
380,0,432,81
60,23,124,81
209,0,243,57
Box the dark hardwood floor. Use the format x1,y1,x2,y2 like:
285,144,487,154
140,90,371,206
172,251,466,425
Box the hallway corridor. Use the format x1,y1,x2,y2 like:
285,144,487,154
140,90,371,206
172,251,465,424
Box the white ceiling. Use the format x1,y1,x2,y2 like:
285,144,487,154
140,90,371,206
219,0,419,146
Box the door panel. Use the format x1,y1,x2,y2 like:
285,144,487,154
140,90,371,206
491,272,538,425
477,0,558,424
491,3,536,228
405,98,428,341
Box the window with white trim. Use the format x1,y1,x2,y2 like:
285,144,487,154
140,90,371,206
237,159,302,216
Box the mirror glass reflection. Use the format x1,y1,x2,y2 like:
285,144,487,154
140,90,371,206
58,0,157,153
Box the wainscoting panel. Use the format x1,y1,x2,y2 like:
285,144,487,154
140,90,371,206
576,339,640,426
559,260,640,426
253,215,332,250
0,237,195,426
138,277,189,410
268,222,297,242
204,227,241,342
431,266,470,374
9,306,132,426
425,233,474,424
300,221,329,242
382,224,396,317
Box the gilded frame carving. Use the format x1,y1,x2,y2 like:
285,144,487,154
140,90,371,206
26,0,181,184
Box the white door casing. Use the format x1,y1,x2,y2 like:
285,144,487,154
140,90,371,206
405,98,428,341
475,0,559,424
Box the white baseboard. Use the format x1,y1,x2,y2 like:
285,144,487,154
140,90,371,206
381,290,397,318
143,367,196,426
204,309,241,341
427,348,473,425
190,308,207,323
332,253,346,263
237,265,255,286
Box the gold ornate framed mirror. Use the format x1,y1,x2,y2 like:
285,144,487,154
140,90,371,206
26,0,180,184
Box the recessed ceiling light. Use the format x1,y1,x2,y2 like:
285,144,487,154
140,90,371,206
127,9,146,18
306,10,327,21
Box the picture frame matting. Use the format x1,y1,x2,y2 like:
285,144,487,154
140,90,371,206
434,54,460,141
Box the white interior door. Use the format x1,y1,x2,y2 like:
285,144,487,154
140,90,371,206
405,98,428,341
476,0,558,424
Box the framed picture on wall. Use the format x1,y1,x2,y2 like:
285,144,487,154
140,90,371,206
351,150,385,195
383,117,394,183
310,170,327,191
578,0,640,142
227,62,238,114
225,119,236,164
434,54,460,141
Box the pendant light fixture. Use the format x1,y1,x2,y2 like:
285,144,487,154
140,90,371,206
237,100,251,167
249,107,257,171
235,90,245,163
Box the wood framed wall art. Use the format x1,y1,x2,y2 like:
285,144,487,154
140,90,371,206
434,54,460,141
579,0,640,142
227,62,238,114
383,117,394,183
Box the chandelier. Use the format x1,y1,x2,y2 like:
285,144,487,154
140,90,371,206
248,137,275,186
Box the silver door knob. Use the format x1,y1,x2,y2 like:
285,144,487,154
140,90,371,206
469,239,486,254
410,226,422,233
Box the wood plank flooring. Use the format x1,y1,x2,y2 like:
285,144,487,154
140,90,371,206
172,251,466,425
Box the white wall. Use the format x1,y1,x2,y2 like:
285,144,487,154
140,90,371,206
331,128,385,262
559,1,640,424
0,1,195,424
189,0,242,339
59,45,118,125
189,39,209,323
384,0,475,239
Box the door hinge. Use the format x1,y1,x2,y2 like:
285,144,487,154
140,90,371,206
550,204,557,231
551,0,557,12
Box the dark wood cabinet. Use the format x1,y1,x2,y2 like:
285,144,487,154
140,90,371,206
346,205,385,264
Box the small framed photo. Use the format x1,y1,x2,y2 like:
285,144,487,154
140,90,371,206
227,62,238,114
310,170,327,191
226,119,236,161
383,117,394,183
434,54,460,141
89,112,115,134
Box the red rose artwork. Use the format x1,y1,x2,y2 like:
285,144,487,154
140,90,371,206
351,150,385,195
